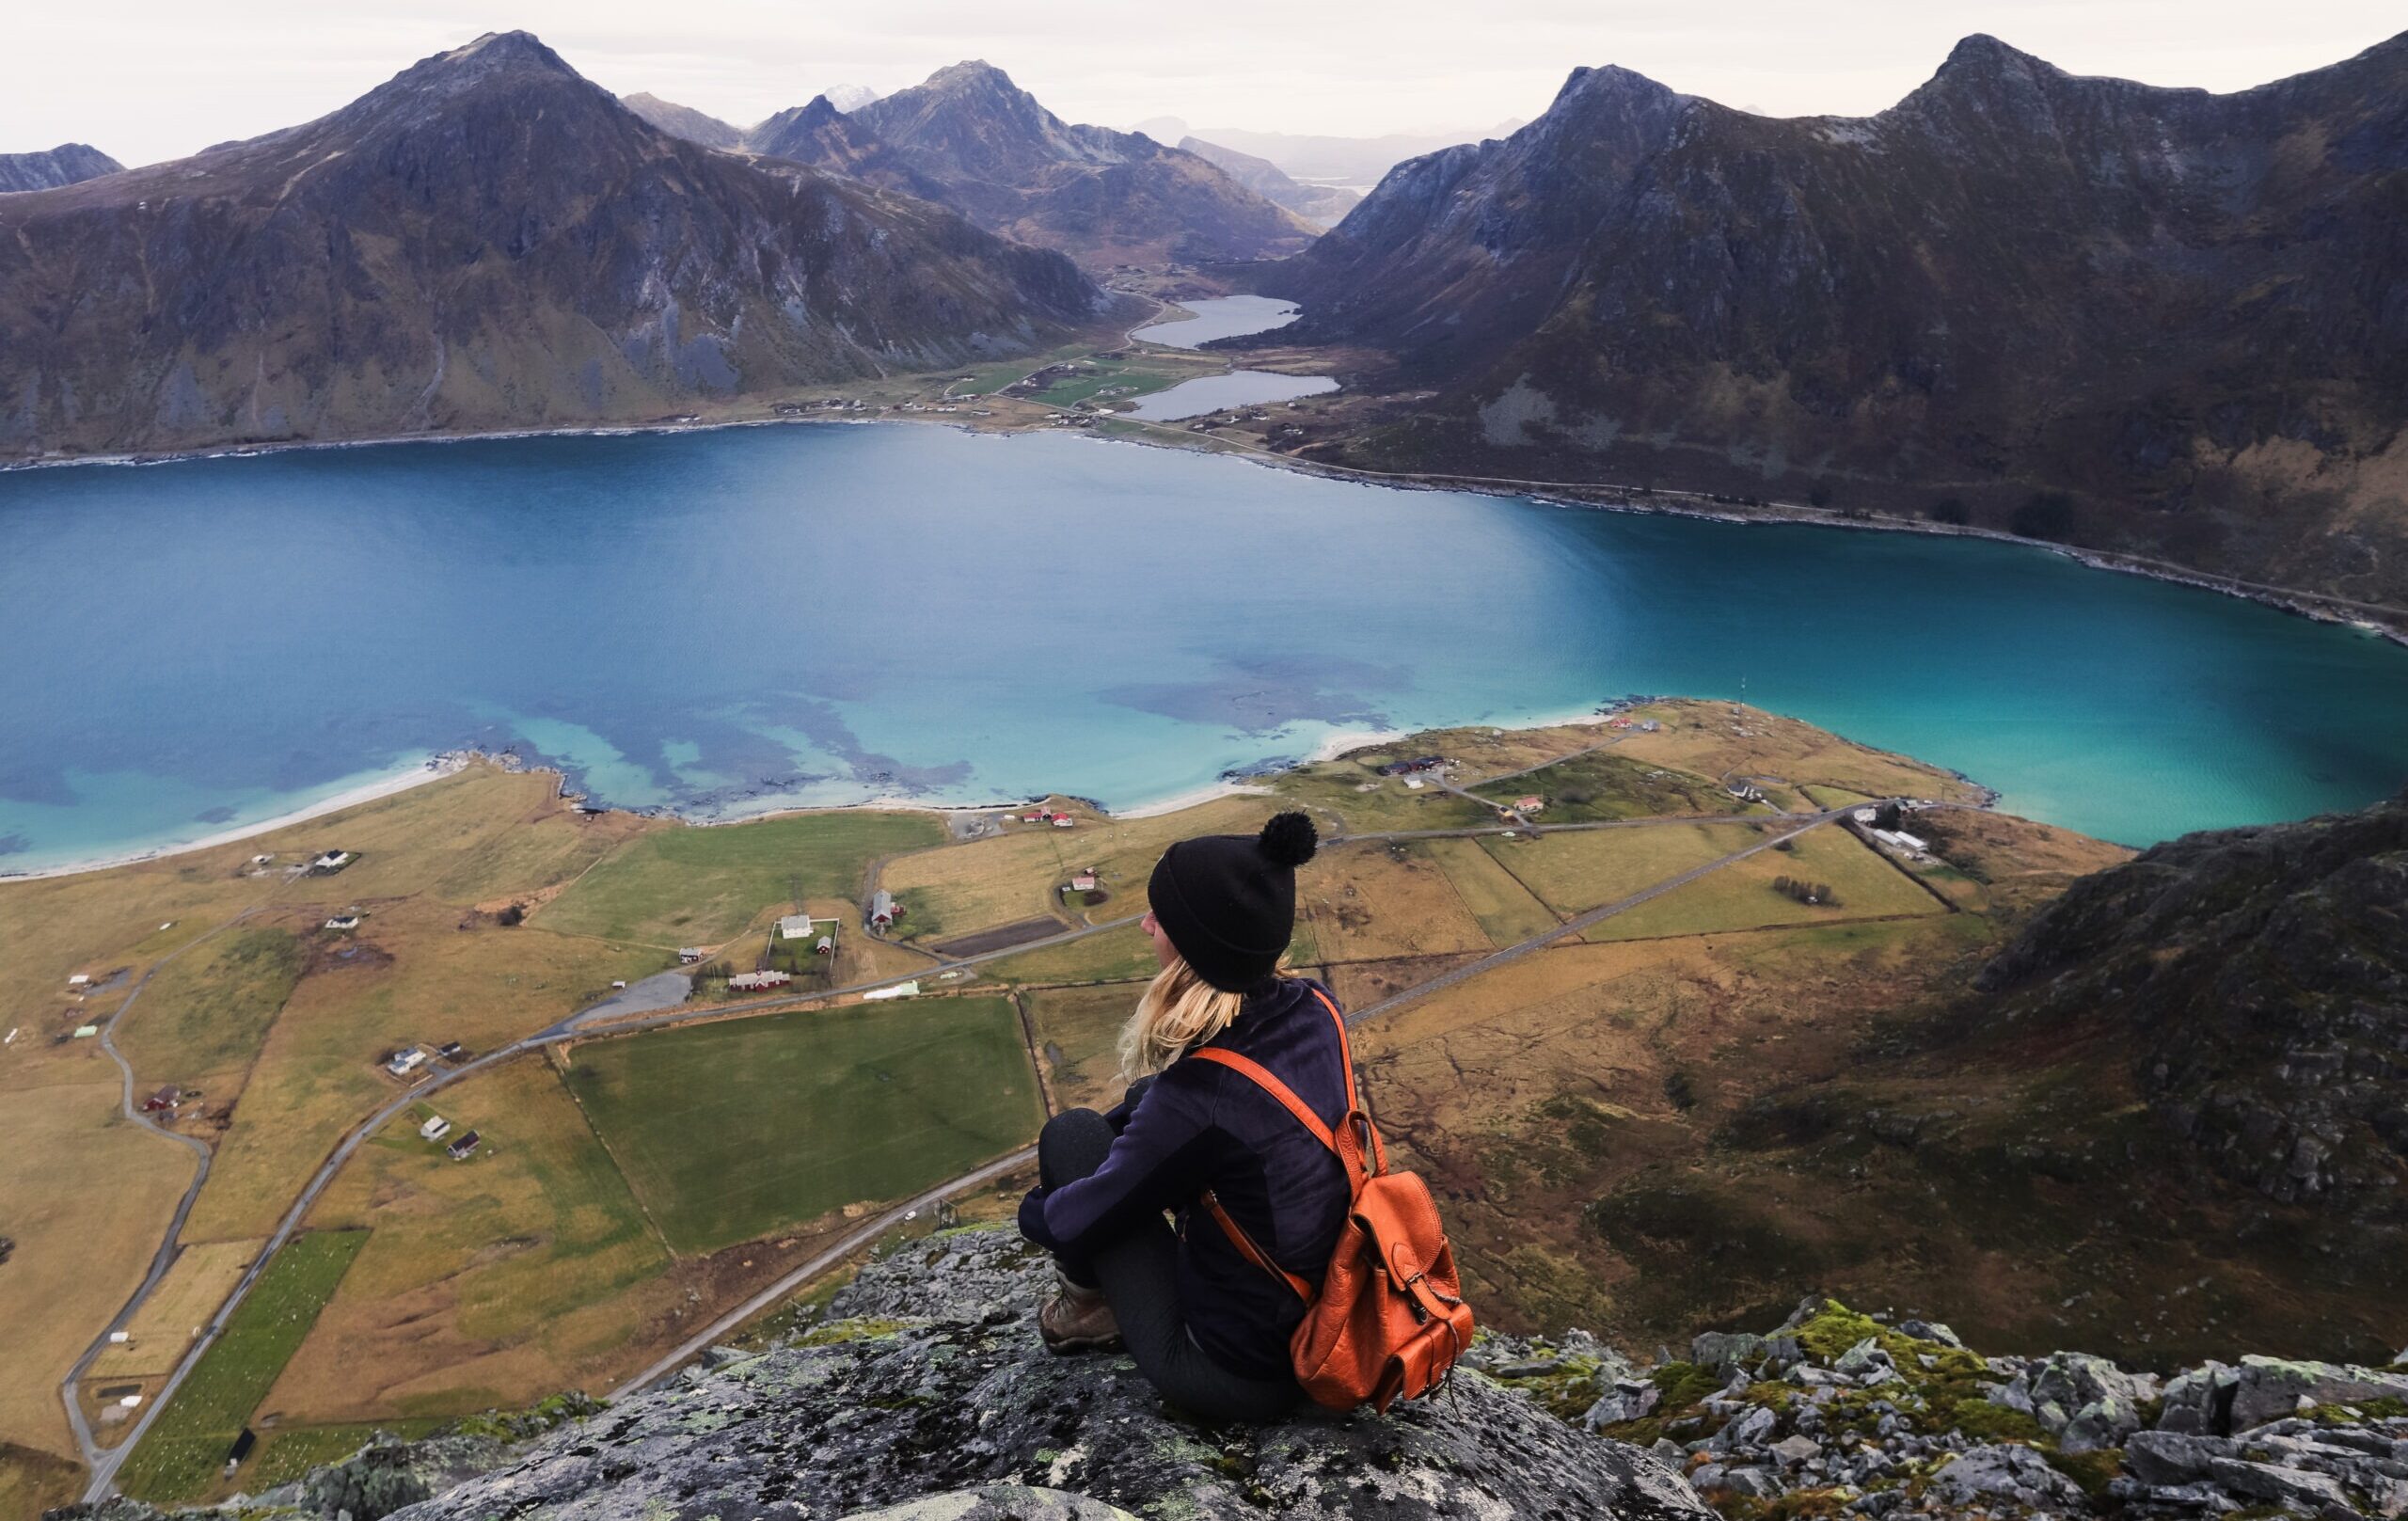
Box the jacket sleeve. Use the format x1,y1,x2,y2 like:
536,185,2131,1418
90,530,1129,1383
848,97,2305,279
1018,1071,1220,1258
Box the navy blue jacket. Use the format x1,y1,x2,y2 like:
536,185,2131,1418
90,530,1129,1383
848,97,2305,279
1017,976,1354,1380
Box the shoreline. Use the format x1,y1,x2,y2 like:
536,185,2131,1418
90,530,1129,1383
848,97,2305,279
5,389,2401,642
0,754,465,882
0,712,1620,885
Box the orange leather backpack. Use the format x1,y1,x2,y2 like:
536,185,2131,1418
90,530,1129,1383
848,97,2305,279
1190,986,1476,1412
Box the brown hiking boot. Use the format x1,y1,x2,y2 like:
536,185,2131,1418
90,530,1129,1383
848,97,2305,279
1038,1273,1120,1355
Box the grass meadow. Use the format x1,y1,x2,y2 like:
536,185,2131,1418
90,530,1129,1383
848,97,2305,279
116,1230,367,1503
541,812,944,948
563,998,1042,1254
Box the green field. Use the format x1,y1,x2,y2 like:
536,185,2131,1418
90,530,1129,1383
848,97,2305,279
1027,984,1147,1114
118,1230,368,1503
983,922,1161,986
540,813,943,947
116,926,307,1081
1588,827,1948,942
237,1419,441,1492
1471,752,1741,823
564,998,1042,1253
1423,837,1560,945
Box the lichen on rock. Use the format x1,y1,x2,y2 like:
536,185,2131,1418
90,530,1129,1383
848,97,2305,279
379,1226,1706,1521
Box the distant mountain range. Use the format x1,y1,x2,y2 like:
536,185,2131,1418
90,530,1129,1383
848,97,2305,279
0,34,1100,459
1262,34,2408,604
0,142,121,194
629,64,1316,270
1176,136,1357,226
1130,118,1525,187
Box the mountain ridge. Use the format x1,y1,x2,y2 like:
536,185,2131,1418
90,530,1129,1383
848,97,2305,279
0,142,122,194
1262,31,2408,604
0,32,1101,458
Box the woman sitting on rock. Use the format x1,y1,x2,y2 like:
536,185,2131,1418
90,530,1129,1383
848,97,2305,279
1017,810,1349,1421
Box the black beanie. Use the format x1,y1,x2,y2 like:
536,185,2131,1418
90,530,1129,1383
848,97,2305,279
1148,811,1320,991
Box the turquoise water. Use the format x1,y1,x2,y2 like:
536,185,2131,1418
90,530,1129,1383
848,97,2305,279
3,421,2405,872
1127,372,1339,420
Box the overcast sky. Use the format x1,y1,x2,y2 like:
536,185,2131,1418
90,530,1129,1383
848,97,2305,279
8,1,2401,169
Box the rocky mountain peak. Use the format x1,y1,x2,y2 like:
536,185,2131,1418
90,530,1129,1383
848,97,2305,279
0,142,124,194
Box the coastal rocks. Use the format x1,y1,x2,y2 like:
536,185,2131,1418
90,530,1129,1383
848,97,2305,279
383,1227,1709,1521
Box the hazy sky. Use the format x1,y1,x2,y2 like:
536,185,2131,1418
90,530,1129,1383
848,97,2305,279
8,1,2401,168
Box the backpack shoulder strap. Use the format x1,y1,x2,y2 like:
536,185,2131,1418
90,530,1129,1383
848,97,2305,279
1188,1047,1338,1152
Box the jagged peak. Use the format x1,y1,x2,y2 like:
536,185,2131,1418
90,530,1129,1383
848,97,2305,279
1936,32,2054,76
1551,62,1683,110
921,58,1020,94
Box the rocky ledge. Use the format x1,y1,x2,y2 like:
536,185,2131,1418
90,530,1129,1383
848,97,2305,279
61,1231,2408,1521
374,1225,1703,1520
1477,1298,2408,1519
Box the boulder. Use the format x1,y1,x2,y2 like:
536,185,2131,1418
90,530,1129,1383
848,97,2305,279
2025,1351,2160,1449
381,1228,1710,1521
1691,1331,1770,1376
1927,1444,2088,1511
2122,1431,2237,1487
1896,1320,1964,1348
2226,1355,2408,1431
2156,1362,2239,1435
2206,1456,2353,1512
1584,1380,1663,1430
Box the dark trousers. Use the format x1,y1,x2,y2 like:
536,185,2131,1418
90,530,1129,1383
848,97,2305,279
1038,1106,1302,1423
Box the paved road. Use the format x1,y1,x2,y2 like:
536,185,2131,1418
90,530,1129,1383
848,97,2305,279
58,911,272,1491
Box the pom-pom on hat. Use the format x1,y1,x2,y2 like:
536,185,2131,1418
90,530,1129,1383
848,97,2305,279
1148,811,1320,991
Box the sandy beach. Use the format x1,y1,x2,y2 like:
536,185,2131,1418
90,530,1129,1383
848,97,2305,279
0,755,466,882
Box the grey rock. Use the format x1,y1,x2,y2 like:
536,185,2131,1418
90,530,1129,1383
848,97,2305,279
1585,1380,1664,1430
1928,1443,2087,1510
1718,1467,1784,1499
2020,1351,2159,1452
1834,1338,1893,1378
837,1488,1137,1521
2158,1362,2240,1435
1897,1319,1965,1348
1770,1434,1821,1465
1692,1331,1770,1375
2207,1455,2352,1511
2226,1355,2408,1432
384,1227,1711,1521
2124,1432,2241,1487
1495,1355,1571,1378
1706,1404,1778,1455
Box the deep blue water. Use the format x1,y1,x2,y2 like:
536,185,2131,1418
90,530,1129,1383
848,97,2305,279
4,420,2406,872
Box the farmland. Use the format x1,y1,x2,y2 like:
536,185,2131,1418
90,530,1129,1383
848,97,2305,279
115,1231,366,1504
563,998,1043,1253
7,698,2100,1506
541,811,943,948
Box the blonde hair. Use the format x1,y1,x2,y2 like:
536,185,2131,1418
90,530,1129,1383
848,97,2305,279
1118,954,1283,1080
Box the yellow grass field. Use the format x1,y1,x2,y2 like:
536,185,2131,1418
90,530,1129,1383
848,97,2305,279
1421,837,1560,945
0,1445,81,1521
1587,825,1947,942
0,1081,196,1464
1026,983,1147,1114
880,796,1277,940
981,923,1158,986
1297,841,1492,962
1488,822,1765,916
182,908,660,1244
275,1058,674,1423
1612,701,1968,804
87,1240,263,1381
